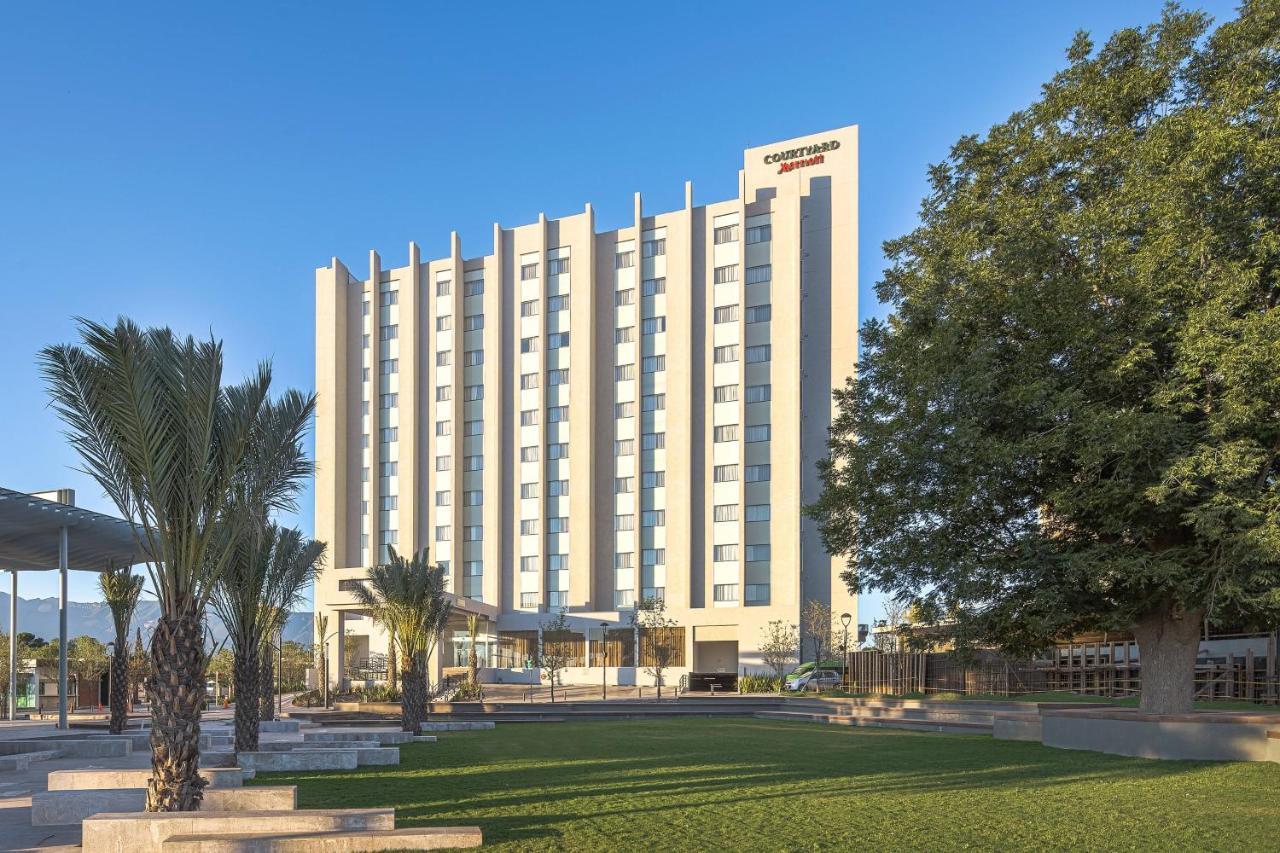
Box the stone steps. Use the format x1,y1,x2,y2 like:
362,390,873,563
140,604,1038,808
0,738,130,758
418,721,495,731
753,709,993,735
31,786,296,826
160,826,483,851
302,730,414,745
82,808,395,853
0,749,61,771
237,750,360,772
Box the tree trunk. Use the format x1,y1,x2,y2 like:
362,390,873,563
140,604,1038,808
387,629,397,691
1132,605,1204,715
146,612,207,812
108,648,130,734
259,647,275,722
400,662,425,733
232,645,260,753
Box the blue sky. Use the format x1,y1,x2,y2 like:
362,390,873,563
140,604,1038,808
0,1,1238,612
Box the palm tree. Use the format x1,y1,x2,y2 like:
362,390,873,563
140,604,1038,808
41,317,309,811
99,566,144,734
466,614,481,689
350,548,452,733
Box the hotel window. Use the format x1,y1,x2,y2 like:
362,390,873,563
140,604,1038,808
642,277,666,296
521,482,538,498
614,439,634,456
436,385,451,402
642,393,665,412
714,385,739,404
714,504,739,522
548,368,569,386
547,442,569,459
521,556,538,572
547,553,569,572
615,589,635,608
435,456,451,471
521,519,538,536
615,476,634,494
521,336,538,353
436,279,451,296
714,224,739,244
615,364,635,381
714,345,739,364
380,427,398,443
714,305,739,324
362,301,370,316
465,419,483,436
746,223,772,244
714,584,739,602
746,345,772,364
615,327,635,344
745,464,771,482
547,479,569,496
547,294,570,312
615,288,635,307
642,238,666,257
465,278,484,297
642,471,665,489
521,373,539,390
615,250,635,269
436,350,451,367
713,265,739,285
548,332,570,349
642,432,666,450
521,299,539,317
642,355,666,373
714,464,739,483
465,384,484,401
745,424,771,443
547,516,569,534
714,424,739,442
362,434,370,449
361,400,369,415
642,510,666,527
464,560,483,591
361,466,369,483
464,314,484,331
547,405,569,423
745,584,770,604
435,420,451,437
464,525,483,541
436,316,452,332
746,305,772,324
381,358,398,374
520,592,539,608
380,290,398,306
381,324,399,339
380,495,398,511
745,544,771,562
379,392,397,409
614,552,634,569
521,263,538,280
746,503,771,522
746,383,772,403
642,548,666,565
465,455,484,471
746,264,772,285
615,401,634,419
439,560,450,576
521,445,539,462
465,348,484,366
435,526,450,541
548,257,571,275
435,490,450,506
521,409,538,426
714,544,738,562
362,334,370,349
465,489,483,506
642,317,666,335
642,586,664,602
362,367,370,383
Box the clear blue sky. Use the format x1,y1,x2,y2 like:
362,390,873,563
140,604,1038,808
0,1,1238,611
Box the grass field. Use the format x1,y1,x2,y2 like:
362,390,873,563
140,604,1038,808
252,718,1280,851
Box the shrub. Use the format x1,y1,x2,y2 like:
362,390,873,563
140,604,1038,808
739,674,782,693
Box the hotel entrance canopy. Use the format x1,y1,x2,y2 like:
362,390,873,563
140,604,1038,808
0,486,148,727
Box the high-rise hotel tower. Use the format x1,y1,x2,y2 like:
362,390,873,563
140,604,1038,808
315,126,857,687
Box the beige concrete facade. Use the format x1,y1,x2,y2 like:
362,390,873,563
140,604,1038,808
314,126,859,687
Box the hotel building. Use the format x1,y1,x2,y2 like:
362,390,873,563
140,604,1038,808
314,126,857,688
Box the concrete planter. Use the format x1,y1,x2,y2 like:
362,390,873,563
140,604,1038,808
31,785,296,826
81,808,394,853
1041,709,1278,761
47,767,247,791
237,750,360,772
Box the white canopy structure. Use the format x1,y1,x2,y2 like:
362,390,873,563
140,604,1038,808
0,486,146,728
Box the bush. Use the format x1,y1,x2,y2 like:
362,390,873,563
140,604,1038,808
291,689,323,707
739,674,782,693
452,681,485,701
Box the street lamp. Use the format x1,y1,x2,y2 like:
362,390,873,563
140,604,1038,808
599,622,610,702
840,613,852,689
320,629,343,709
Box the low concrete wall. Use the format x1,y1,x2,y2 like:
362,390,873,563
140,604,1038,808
200,752,238,768
81,807,394,853
31,785,296,825
419,721,495,731
161,826,484,852
87,732,153,750
257,720,301,733
47,767,246,791
237,750,359,772
992,713,1042,742
1268,731,1279,763
0,738,130,757
1041,710,1277,761
303,730,413,745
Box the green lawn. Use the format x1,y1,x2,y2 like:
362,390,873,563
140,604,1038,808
251,718,1280,851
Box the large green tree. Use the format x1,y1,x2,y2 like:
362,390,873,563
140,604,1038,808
809,3,1280,714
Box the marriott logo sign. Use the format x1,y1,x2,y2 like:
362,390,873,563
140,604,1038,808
762,139,840,174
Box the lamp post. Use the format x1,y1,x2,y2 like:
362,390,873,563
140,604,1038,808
599,622,609,702
321,629,342,709
840,613,852,689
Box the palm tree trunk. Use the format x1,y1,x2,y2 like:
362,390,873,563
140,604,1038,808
400,660,425,733
232,646,260,752
387,629,397,690
146,612,207,812
108,648,130,734
259,647,275,722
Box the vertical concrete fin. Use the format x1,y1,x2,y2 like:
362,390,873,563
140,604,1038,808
685,180,694,210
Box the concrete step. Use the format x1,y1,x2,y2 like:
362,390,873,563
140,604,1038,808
0,738,130,758
31,785,296,826
160,826,483,852
0,749,61,771
47,767,248,790
237,750,360,772
302,730,413,745
754,710,992,734
82,808,394,853
418,721,495,731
